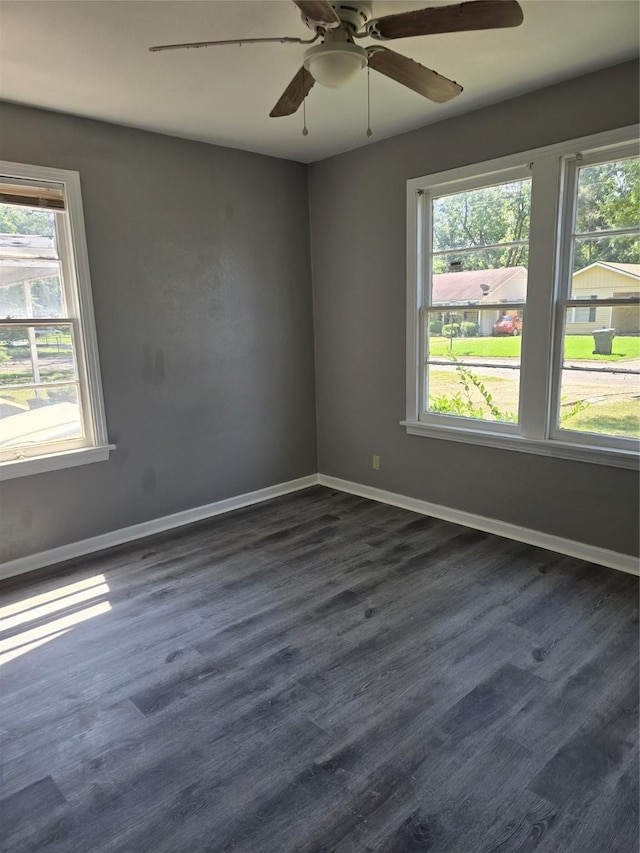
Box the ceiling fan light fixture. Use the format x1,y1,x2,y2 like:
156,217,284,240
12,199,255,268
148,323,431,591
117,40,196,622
303,42,368,88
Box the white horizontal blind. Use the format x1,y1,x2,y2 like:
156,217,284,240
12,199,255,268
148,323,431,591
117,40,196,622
0,181,65,211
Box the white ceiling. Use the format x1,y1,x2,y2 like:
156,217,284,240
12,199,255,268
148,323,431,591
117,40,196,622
0,1,638,163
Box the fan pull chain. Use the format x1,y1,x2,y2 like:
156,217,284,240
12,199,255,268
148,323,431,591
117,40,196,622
302,71,309,136
366,66,372,138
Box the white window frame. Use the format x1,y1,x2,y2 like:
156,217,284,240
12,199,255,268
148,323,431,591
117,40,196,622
0,161,114,480
415,163,530,440
403,125,640,470
549,142,640,452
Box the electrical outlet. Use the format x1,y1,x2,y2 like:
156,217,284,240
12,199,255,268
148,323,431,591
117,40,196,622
372,454,381,471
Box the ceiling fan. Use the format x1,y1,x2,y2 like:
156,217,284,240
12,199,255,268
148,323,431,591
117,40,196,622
149,1,524,118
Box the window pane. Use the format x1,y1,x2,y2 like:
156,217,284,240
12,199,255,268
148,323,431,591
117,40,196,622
427,363,520,423
426,174,529,425
426,308,523,364
0,268,65,318
558,313,640,439
431,252,528,304
0,226,58,260
0,384,82,450
35,326,77,383
0,341,35,385
575,158,639,233
0,324,77,389
432,178,531,252
30,277,65,317
572,234,640,283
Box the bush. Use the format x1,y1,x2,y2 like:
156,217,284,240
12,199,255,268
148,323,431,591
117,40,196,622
460,322,479,338
429,392,483,419
429,356,517,423
442,323,460,338
429,319,443,335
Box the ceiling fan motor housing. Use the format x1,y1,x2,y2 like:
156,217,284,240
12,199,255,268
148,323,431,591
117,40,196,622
302,3,372,87
301,2,373,33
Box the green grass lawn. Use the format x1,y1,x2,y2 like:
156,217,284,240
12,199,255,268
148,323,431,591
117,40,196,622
429,335,640,361
561,400,640,439
0,381,77,407
428,365,640,438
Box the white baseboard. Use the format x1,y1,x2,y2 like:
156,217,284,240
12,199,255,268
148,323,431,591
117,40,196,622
3,471,637,582
0,474,319,582
318,474,639,577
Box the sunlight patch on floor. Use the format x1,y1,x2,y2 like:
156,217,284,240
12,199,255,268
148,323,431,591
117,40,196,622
0,582,111,632
0,574,112,665
0,574,108,619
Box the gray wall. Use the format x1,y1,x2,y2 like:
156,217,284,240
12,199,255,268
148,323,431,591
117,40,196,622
309,60,639,557
2,60,638,566
0,103,317,563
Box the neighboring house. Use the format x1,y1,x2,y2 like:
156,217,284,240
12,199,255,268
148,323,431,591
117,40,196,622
431,266,527,335
569,261,639,334
432,261,639,336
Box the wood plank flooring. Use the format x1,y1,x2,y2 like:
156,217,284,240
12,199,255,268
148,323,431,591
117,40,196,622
0,486,638,852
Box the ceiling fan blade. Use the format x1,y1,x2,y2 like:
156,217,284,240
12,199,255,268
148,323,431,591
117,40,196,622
292,0,341,27
367,0,523,40
149,35,315,52
367,47,462,103
270,67,316,117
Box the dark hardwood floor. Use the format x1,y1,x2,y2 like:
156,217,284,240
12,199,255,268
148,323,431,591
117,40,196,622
0,486,638,852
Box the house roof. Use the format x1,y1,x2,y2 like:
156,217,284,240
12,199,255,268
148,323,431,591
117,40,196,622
432,266,527,304
0,259,58,288
0,233,58,288
573,261,640,281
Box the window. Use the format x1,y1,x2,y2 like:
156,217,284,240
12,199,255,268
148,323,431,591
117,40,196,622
568,296,597,323
0,162,112,479
405,126,639,468
423,169,530,430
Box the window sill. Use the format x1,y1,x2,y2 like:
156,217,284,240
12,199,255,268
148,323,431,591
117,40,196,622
0,444,115,481
401,421,638,470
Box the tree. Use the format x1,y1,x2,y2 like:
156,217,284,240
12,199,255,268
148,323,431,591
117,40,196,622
430,157,639,276
432,179,531,274
0,203,54,236
573,158,639,270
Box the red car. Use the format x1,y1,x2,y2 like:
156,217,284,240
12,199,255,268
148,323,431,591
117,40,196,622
493,314,523,336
